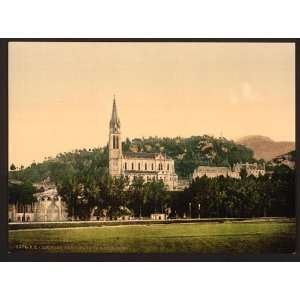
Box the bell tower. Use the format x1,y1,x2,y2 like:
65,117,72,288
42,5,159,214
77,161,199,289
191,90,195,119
109,95,123,177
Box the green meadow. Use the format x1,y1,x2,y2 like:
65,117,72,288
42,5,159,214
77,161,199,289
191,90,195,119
9,220,296,254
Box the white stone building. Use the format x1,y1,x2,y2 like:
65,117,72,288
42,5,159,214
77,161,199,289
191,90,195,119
233,162,266,177
8,178,67,223
193,166,240,180
108,97,178,190
150,213,167,220
193,162,265,180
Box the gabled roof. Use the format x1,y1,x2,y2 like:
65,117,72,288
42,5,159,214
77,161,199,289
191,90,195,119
123,152,172,160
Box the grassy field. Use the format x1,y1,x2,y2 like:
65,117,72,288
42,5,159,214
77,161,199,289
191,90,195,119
9,221,296,254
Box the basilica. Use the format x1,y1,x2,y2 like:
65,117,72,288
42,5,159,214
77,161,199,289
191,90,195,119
108,97,178,191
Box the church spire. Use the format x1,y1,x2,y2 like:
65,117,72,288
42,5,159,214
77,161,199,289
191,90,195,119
110,95,121,133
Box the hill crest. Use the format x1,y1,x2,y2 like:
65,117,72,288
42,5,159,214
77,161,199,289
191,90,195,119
236,135,295,161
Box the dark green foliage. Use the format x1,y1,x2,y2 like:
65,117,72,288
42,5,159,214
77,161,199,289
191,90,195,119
50,148,109,220
9,135,255,182
9,147,109,184
122,135,255,177
171,167,295,218
8,181,36,205
9,147,109,220
8,138,293,221
8,181,36,221
142,180,169,216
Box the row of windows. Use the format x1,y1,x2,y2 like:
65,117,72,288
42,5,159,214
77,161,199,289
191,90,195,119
128,175,156,181
124,162,170,171
126,175,168,182
16,204,34,213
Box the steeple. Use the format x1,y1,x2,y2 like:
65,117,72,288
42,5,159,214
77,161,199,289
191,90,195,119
108,95,122,177
109,95,121,133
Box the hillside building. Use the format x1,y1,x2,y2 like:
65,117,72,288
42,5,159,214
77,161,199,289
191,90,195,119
193,162,265,180
108,97,178,190
233,162,266,177
8,178,67,223
193,166,240,180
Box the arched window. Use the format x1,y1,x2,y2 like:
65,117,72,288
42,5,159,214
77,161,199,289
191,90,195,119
167,163,169,171
151,163,154,170
138,162,140,170
132,162,134,170
124,162,127,170
145,163,147,170
113,135,119,149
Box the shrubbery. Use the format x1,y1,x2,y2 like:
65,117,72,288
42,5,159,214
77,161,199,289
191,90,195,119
172,165,295,218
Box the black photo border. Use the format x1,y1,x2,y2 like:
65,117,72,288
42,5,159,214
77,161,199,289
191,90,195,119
0,38,299,262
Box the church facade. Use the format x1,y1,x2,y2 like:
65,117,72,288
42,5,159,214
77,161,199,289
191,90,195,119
108,97,178,191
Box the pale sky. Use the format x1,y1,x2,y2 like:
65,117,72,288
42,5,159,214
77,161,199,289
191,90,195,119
9,42,295,167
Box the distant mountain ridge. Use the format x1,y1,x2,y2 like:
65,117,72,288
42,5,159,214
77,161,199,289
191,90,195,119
236,135,295,161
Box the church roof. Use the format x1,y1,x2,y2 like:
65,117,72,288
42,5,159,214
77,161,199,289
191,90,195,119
123,152,157,159
123,151,173,160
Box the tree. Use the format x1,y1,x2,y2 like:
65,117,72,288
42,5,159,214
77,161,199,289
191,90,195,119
10,163,16,171
144,180,168,216
129,176,145,218
239,168,247,180
8,181,36,221
109,175,130,218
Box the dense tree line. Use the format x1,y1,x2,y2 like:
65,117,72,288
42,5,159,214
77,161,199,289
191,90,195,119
8,162,295,221
53,171,169,220
8,138,294,221
171,165,295,218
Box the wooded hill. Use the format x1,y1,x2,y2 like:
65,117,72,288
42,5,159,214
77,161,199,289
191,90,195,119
10,135,258,182
123,135,257,177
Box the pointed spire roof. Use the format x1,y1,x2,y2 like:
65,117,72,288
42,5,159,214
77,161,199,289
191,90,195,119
110,95,121,132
